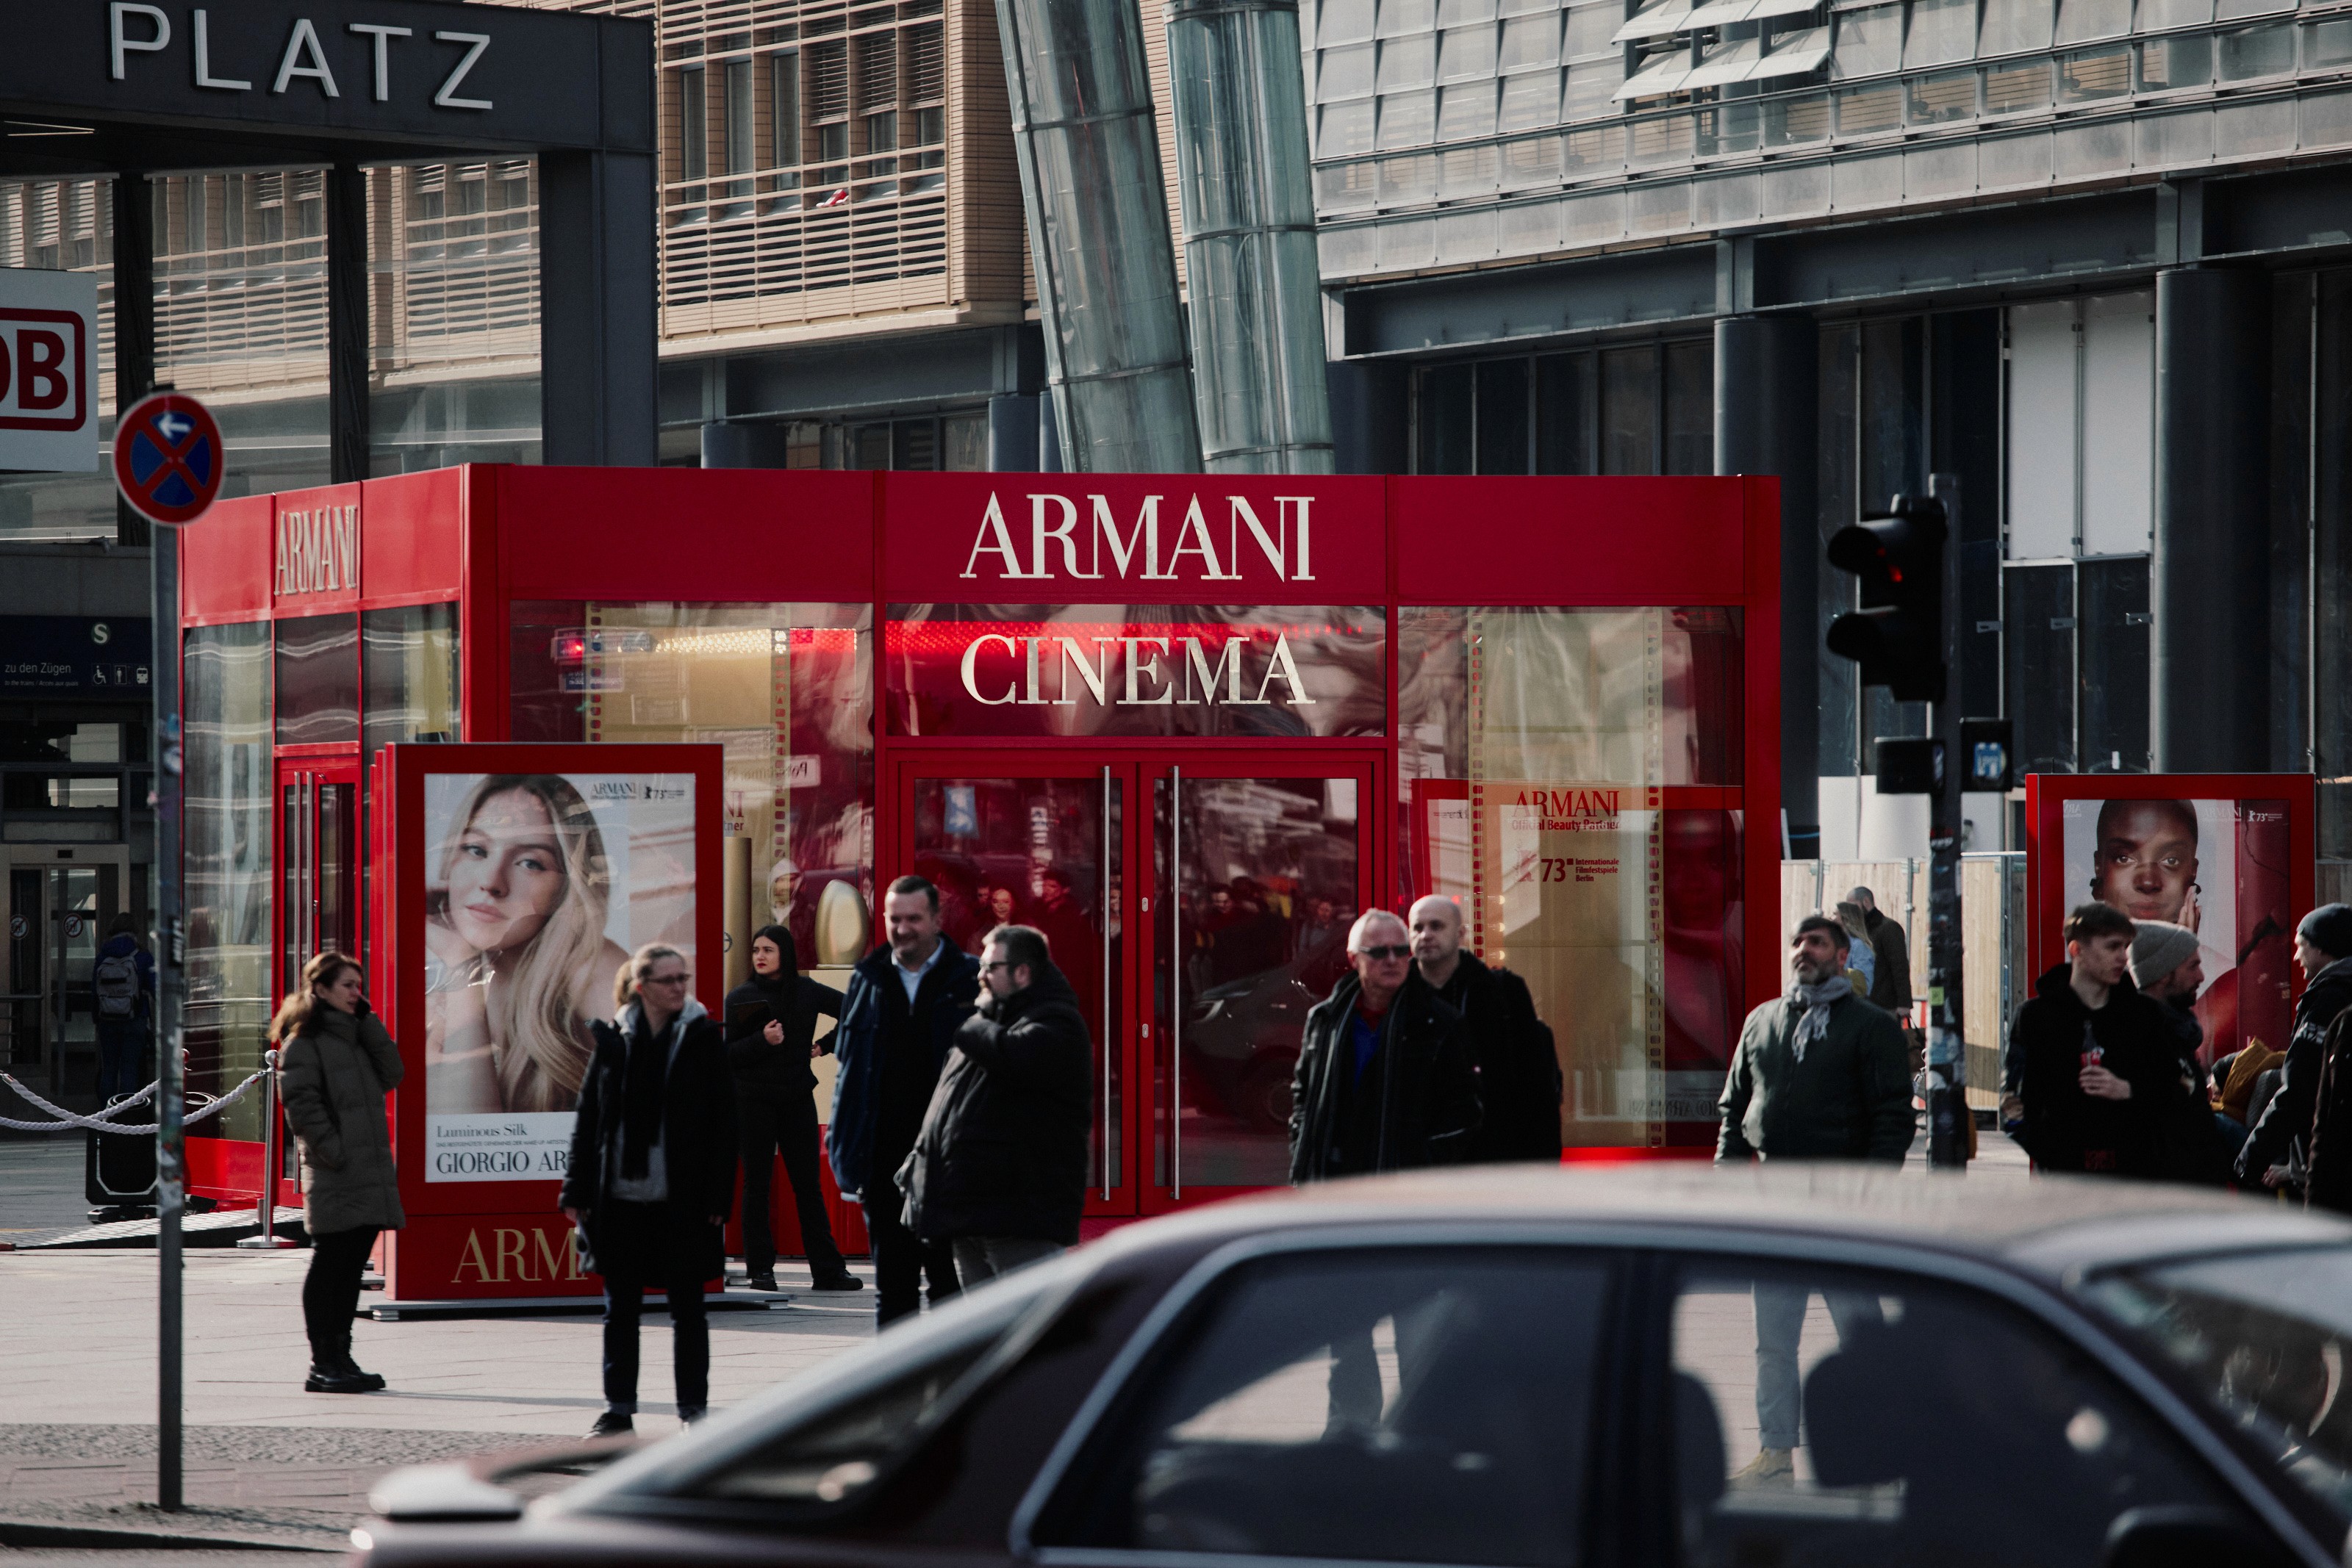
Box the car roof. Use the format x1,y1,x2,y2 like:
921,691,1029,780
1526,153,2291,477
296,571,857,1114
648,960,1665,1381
1094,1163,2352,1284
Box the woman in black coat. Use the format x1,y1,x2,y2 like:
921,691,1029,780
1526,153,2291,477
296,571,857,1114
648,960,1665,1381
559,943,736,1439
721,924,860,1294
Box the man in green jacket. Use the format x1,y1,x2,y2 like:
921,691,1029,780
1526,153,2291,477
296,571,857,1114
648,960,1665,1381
1715,912,1915,1485
1718,913,1915,1165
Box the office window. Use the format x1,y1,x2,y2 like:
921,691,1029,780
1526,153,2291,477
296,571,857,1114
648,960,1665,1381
1602,347,1659,475
679,66,709,181
1475,359,1530,474
772,52,803,181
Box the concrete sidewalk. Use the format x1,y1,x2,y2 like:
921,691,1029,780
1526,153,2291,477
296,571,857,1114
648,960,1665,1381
0,1248,876,1552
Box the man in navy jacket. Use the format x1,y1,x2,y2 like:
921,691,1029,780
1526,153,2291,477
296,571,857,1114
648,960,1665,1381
826,875,979,1326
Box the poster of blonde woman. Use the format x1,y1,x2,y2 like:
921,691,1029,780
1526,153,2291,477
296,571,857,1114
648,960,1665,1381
421,769,698,1182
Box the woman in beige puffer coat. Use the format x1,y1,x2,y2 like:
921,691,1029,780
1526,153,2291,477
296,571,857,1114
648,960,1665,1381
276,951,404,1395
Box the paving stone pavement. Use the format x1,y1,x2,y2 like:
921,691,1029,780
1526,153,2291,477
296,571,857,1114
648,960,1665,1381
0,1247,878,1551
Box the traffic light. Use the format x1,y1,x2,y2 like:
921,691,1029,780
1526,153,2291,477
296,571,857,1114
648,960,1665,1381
1826,493,1946,705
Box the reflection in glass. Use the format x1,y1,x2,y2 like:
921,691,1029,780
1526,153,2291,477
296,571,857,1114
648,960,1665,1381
274,614,359,745
911,775,1122,1191
1396,606,1744,1146
184,622,274,1141
1158,773,1361,1189
362,602,462,758
508,601,875,977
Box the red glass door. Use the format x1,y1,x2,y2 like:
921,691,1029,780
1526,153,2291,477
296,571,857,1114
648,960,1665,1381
275,758,360,1206
896,755,1136,1216
1141,755,1377,1214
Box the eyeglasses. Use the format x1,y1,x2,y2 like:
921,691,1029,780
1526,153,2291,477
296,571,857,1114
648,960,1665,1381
644,973,691,988
1355,944,1412,962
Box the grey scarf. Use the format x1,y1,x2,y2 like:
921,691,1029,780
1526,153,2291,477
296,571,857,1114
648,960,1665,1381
1788,974,1853,1060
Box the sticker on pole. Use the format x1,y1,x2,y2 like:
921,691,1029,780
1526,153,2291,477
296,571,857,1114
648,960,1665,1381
113,392,224,527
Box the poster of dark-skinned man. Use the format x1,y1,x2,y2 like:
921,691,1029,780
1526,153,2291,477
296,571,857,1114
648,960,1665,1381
421,770,698,1182
2060,794,2292,1063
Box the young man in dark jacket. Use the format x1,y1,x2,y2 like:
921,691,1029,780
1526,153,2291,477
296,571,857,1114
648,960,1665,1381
1290,910,1480,1184
1717,915,1914,1165
721,924,860,1295
2012,902,2181,1177
900,924,1091,1288
1408,894,1560,1162
825,875,980,1326
2239,904,2352,1192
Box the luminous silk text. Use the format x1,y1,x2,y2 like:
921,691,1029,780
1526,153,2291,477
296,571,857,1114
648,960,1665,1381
958,633,1318,708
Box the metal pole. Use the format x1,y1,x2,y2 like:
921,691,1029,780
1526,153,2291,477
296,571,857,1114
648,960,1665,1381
1926,473,1968,1169
237,1050,295,1249
1169,768,1181,1201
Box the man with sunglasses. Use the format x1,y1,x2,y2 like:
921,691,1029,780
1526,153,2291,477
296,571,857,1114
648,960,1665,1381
1289,910,1480,1185
898,924,1091,1290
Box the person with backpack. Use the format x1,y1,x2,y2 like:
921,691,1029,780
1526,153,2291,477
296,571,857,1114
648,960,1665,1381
90,913,155,1103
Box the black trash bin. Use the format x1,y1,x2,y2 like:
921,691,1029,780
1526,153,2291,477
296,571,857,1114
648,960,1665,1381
85,1095,157,1218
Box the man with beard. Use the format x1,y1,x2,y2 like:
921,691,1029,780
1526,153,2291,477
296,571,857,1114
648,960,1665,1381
1408,894,1560,1162
1715,914,1912,1484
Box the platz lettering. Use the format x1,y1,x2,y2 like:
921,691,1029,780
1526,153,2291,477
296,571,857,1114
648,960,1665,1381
107,6,494,111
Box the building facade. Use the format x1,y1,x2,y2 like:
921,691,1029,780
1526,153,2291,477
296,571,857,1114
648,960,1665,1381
2,0,2348,929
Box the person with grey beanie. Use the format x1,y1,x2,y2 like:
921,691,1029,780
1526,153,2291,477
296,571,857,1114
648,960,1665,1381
2237,904,2352,1192
2131,919,2230,1184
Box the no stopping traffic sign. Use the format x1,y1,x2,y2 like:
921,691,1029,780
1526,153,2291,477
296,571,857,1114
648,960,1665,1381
113,392,224,527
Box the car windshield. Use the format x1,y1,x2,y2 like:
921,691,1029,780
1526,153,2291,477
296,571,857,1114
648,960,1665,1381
2080,1245,2352,1522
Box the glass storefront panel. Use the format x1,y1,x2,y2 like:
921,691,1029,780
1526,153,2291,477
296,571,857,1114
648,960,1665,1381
184,621,274,1141
1396,605,1745,1148
884,605,1387,740
362,603,462,759
274,614,359,746
1156,771,1362,1189
909,773,1124,1192
508,602,875,977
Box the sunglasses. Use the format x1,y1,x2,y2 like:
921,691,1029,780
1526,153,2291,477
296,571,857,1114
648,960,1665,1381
1355,944,1413,962
644,972,692,987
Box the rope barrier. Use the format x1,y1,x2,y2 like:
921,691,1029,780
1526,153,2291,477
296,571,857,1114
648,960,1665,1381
0,1068,269,1134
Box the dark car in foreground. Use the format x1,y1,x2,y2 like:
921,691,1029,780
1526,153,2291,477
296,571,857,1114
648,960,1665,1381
358,1165,2352,1568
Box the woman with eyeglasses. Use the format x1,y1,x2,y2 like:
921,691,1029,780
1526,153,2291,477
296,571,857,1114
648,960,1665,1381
560,943,737,1439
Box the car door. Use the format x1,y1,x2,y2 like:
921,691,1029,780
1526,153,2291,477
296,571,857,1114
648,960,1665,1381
1016,1238,1635,1568
1649,1248,2302,1568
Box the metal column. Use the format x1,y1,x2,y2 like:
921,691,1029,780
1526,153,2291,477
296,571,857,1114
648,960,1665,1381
1716,314,1820,855
1165,0,1333,474
326,162,370,485
539,151,660,467
995,0,1202,472
2153,268,2270,772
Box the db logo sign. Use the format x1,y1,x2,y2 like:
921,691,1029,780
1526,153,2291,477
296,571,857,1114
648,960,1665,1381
0,270,97,475
0,311,85,432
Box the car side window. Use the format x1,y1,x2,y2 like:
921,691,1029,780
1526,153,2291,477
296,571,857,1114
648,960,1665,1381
1670,1259,2249,1568
1038,1248,1613,1567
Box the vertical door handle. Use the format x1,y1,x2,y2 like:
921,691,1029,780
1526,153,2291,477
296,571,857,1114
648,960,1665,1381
1169,766,1181,1202
1101,765,1113,1203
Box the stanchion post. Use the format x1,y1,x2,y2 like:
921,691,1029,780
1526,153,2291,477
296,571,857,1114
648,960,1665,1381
151,518,184,1509
237,1050,296,1250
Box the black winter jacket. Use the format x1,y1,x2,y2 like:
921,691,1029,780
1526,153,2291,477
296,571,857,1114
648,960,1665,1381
2238,955,2352,1187
2301,1007,2352,1213
1431,952,1561,1163
1290,971,1480,1184
898,960,1091,1244
559,1003,739,1281
1718,988,1912,1164
2012,964,2181,1177
721,973,844,1096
